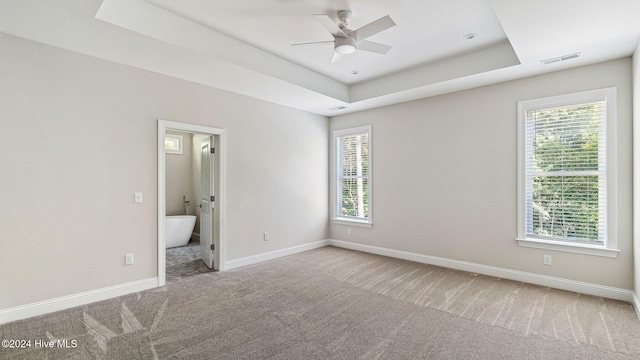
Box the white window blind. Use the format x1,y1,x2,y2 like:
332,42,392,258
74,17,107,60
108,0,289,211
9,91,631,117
524,99,606,244
335,127,370,221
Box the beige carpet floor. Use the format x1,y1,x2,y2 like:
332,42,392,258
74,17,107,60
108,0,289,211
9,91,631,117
1,246,640,359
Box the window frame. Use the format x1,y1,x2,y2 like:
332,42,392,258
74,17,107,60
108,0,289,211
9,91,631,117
165,134,183,155
516,88,618,258
331,125,373,227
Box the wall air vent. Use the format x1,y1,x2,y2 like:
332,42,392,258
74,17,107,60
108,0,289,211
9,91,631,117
540,52,581,65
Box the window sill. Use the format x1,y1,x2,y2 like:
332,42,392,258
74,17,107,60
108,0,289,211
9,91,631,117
332,218,373,228
516,238,618,258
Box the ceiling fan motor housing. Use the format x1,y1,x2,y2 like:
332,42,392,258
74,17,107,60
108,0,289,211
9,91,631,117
337,10,352,27
335,36,357,54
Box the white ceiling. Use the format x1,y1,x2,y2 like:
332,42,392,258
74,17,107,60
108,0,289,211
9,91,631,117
145,0,509,85
1,0,639,116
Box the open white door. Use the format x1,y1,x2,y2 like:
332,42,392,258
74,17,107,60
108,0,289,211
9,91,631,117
199,137,214,269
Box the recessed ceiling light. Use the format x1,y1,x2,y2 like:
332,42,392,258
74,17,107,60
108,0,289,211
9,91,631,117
463,33,477,40
351,71,359,75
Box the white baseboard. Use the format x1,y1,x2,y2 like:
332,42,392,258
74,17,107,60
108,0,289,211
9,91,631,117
328,239,635,303
3,240,637,324
0,277,158,325
225,240,330,270
1,240,328,325
632,292,640,320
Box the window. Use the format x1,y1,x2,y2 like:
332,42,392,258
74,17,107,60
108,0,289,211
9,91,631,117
517,88,617,257
165,134,183,154
332,126,372,226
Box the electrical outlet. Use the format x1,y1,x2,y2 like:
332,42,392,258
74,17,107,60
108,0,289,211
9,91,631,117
347,228,352,236
543,254,552,266
125,254,134,265
264,232,270,241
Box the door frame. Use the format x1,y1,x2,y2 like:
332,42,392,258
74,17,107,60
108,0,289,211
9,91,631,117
157,119,226,286
199,136,214,269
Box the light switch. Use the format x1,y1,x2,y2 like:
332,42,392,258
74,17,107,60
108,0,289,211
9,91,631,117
134,192,143,204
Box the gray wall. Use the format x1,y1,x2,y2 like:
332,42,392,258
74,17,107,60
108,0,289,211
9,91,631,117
166,131,193,216
191,134,210,235
330,58,633,289
0,33,329,309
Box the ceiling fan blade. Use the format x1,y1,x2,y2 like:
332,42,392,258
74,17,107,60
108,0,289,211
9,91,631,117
350,15,396,41
331,52,343,63
313,14,348,38
357,40,392,55
291,41,334,47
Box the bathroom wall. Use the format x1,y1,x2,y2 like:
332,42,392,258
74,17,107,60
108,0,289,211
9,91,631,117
166,131,194,216
191,134,210,235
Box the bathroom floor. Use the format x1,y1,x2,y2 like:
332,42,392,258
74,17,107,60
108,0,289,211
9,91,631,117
166,240,215,281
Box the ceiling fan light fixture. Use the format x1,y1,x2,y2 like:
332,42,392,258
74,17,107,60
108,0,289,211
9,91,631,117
335,44,356,54
335,37,357,55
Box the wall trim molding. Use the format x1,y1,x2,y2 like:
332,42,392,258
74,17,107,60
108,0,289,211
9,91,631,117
0,278,158,325
328,239,635,303
225,240,330,270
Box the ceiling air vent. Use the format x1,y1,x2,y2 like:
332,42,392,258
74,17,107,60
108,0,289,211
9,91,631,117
330,106,348,111
541,52,581,65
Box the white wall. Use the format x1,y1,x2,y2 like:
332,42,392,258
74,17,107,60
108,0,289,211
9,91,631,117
165,131,193,216
330,58,633,289
0,33,328,309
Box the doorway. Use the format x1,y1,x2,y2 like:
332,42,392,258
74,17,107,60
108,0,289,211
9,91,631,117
157,120,226,286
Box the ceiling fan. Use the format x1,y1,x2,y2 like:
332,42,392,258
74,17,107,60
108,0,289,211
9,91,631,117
292,10,396,63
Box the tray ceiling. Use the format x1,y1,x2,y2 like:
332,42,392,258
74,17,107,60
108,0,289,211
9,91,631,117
1,0,639,116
